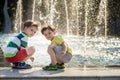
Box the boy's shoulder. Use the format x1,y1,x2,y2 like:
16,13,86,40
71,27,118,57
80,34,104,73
16,32,28,39
55,34,62,38
54,34,63,41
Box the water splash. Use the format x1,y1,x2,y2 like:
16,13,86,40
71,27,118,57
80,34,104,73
64,0,69,35
2,0,119,67
104,0,108,39
1,33,120,67
14,0,22,33
32,0,36,21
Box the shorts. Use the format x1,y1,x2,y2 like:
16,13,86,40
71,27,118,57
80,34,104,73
53,45,72,63
5,49,28,63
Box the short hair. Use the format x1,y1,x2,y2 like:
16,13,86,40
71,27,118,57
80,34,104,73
41,25,56,34
23,20,39,30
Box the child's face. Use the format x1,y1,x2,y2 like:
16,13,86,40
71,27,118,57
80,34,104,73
43,29,55,40
24,26,37,37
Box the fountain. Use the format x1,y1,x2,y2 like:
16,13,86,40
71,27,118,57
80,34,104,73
1,0,120,67
14,0,22,33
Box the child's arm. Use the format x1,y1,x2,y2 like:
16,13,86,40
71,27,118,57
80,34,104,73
60,42,67,56
21,47,34,62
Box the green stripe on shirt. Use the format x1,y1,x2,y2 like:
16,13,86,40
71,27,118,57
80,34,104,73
7,41,20,50
3,52,17,57
21,40,27,47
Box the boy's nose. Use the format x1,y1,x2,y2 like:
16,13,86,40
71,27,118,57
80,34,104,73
31,33,35,36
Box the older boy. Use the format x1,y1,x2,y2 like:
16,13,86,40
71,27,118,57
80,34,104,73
4,20,39,69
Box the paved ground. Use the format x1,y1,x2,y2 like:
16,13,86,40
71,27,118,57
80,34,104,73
0,67,120,78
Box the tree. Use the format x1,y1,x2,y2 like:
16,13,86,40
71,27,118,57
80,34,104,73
3,0,13,33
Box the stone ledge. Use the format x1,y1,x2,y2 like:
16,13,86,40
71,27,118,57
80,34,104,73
1,77,120,80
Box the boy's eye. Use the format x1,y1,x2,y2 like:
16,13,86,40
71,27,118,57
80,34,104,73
48,32,52,34
31,29,33,31
34,31,36,33
44,34,47,37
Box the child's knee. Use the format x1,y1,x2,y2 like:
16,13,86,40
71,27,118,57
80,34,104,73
48,45,53,49
30,46,35,52
47,45,53,53
26,46,35,55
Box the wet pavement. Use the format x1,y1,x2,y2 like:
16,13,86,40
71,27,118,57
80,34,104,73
0,67,120,80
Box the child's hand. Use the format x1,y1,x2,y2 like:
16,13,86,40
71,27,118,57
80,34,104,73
30,57,34,62
60,51,66,56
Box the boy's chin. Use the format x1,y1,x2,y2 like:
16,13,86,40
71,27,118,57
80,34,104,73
28,35,33,37
46,38,51,40
50,38,53,41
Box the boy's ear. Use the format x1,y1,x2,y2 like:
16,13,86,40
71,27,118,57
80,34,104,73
24,26,28,29
53,31,56,34
54,30,57,33
23,26,28,31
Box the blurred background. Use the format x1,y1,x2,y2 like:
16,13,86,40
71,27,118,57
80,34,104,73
1,0,120,67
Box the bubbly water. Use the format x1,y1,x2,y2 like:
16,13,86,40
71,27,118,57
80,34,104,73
1,33,120,67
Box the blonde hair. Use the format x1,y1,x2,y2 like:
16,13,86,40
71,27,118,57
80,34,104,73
23,20,39,30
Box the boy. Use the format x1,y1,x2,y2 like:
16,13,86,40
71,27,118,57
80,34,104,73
41,25,72,70
3,20,39,69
